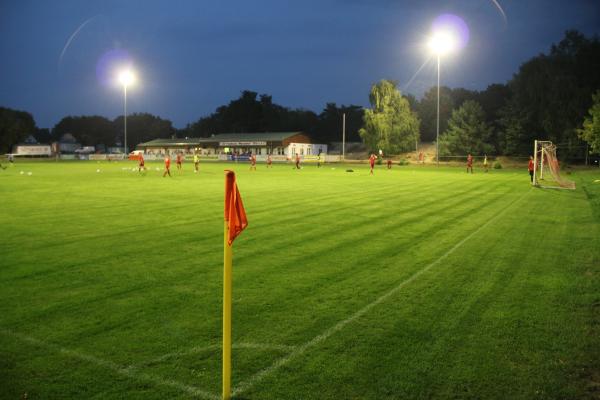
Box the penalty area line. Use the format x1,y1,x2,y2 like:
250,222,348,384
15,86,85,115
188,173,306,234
232,189,531,397
137,342,298,367
0,328,219,400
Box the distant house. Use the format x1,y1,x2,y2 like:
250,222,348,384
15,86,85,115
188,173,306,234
23,134,38,144
107,146,124,154
58,133,81,154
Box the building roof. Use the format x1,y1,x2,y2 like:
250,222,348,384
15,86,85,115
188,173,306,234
213,132,304,142
137,138,211,147
137,132,307,147
59,133,79,144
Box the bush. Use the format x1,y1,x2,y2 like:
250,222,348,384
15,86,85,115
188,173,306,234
493,161,502,169
398,159,409,166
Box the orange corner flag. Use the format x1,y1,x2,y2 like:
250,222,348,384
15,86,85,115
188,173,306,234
224,170,248,245
223,170,247,399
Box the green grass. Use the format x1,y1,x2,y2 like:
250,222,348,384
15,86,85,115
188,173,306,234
1,160,599,399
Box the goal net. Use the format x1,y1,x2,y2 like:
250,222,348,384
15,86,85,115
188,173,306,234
532,140,575,189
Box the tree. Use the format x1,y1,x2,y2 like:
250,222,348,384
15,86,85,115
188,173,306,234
359,80,420,154
499,30,600,156
439,100,494,156
53,116,117,147
578,90,600,154
184,90,321,138
113,113,175,151
0,107,37,153
450,88,478,109
416,86,453,142
314,103,363,144
477,84,511,125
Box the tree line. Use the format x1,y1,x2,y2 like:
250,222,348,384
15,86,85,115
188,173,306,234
361,30,600,159
1,30,599,158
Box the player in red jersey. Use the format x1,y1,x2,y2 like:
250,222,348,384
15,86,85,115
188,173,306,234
466,154,473,173
369,153,376,175
163,154,172,177
250,154,257,171
295,153,301,169
528,155,535,183
176,152,183,172
266,154,272,168
387,159,392,169
138,152,146,173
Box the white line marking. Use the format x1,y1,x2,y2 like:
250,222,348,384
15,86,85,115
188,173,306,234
235,342,297,352
0,328,219,400
140,342,297,366
233,190,530,396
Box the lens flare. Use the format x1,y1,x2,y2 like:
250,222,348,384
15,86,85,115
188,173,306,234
432,14,469,51
96,49,133,86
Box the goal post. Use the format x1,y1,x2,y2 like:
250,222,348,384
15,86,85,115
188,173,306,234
532,140,575,190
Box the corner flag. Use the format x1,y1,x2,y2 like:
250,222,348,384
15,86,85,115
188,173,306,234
224,170,248,245
223,170,247,400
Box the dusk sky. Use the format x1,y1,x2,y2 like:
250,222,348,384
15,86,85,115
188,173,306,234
1,0,599,129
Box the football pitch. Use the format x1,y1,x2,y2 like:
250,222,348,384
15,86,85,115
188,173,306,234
1,160,599,399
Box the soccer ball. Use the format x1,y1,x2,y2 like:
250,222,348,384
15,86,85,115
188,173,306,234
96,169,101,173
27,172,32,176
20,171,24,175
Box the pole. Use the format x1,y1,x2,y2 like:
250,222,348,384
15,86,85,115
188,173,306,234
342,113,346,162
532,140,538,186
123,85,128,156
436,54,440,167
223,221,232,400
540,144,545,180
585,143,589,166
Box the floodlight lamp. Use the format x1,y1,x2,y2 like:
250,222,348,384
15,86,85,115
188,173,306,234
428,31,456,56
119,70,135,87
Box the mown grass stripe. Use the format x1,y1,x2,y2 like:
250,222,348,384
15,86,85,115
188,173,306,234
232,189,530,396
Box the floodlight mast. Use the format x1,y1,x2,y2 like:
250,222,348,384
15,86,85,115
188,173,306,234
436,54,440,167
118,70,135,156
427,31,456,166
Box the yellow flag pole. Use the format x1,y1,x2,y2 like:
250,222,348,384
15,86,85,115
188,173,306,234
223,221,232,400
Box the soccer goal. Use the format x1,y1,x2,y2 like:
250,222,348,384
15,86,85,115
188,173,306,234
532,140,575,189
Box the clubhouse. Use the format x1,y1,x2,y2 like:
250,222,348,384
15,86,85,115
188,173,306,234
136,132,327,158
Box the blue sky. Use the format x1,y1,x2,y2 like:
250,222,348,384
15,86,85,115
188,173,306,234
0,0,598,129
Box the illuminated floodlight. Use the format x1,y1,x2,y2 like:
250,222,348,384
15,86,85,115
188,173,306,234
428,31,456,56
432,13,469,50
118,70,135,87
117,68,137,155
427,14,468,167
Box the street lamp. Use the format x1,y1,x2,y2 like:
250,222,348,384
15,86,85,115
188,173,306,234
428,31,456,166
118,69,135,156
